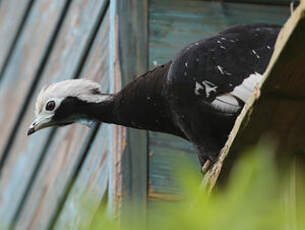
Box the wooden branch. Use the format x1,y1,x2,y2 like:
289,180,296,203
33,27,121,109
202,0,305,192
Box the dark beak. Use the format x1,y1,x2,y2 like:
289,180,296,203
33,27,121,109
27,127,36,136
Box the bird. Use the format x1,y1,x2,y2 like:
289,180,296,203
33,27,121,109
27,23,281,171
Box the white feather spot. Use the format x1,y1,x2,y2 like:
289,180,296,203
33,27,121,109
230,39,235,42
252,50,260,59
216,65,224,75
225,72,232,76
185,62,188,67
195,82,203,95
220,46,226,50
221,37,226,40
217,40,221,44
201,80,217,97
195,42,199,46
152,60,158,67
267,45,271,50
211,94,241,113
184,71,187,76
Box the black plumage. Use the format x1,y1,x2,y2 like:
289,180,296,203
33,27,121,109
29,23,281,169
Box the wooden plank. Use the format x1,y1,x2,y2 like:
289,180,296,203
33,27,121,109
107,0,126,215
14,1,109,229
54,126,109,230
0,0,108,229
0,0,31,72
148,0,290,200
115,0,149,217
204,0,305,190
0,0,68,162
149,144,199,195
0,0,68,228
54,12,110,229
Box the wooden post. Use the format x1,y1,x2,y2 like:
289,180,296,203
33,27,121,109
109,0,149,219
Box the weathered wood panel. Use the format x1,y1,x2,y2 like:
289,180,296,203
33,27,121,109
14,1,109,229
0,0,31,73
0,0,69,228
54,125,110,229
148,0,290,199
0,0,108,229
0,0,68,162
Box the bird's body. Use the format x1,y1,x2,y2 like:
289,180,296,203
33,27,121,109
28,23,281,169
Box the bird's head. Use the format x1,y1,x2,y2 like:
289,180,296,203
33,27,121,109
27,79,109,136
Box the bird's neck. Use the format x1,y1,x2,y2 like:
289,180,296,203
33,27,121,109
82,62,184,137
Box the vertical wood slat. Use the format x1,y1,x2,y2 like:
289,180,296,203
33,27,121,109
115,0,149,215
54,11,110,229
148,0,290,200
13,1,109,229
0,0,69,228
0,0,68,163
0,0,32,74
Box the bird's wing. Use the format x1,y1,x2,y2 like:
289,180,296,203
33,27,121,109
172,24,281,114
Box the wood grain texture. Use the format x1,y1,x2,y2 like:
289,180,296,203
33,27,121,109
116,0,149,214
212,0,305,188
0,0,67,162
0,0,30,72
148,0,290,200
0,0,108,229
0,0,68,227
14,1,109,229
54,126,110,230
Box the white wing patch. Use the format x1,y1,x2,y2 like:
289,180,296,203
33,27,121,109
195,82,203,95
208,72,262,113
210,94,241,113
194,80,217,97
230,72,262,102
201,81,217,97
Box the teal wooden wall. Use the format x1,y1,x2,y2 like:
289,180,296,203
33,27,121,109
0,0,291,229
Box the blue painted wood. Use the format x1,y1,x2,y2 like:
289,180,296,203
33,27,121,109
54,125,110,229
0,0,109,229
148,0,290,199
0,0,30,72
0,0,67,163
0,0,68,228
13,0,109,228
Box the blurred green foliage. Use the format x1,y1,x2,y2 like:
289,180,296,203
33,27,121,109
79,145,305,230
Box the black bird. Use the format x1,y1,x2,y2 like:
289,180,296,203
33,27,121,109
28,23,281,170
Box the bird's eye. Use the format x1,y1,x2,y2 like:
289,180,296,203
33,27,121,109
46,101,56,111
